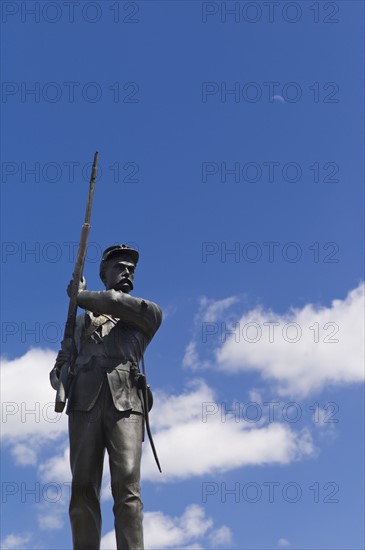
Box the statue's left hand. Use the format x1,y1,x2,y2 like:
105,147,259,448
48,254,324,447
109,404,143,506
54,350,72,369
49,348,72,390
49,365,60,390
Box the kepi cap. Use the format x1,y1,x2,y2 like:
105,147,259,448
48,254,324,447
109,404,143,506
100,244,139,266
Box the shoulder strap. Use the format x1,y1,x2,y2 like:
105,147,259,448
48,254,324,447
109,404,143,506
82,313,118,339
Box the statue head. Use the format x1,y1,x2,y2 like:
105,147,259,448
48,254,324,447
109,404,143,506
99,244,139,293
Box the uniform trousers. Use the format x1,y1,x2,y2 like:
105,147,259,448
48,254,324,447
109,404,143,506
68,375,144,550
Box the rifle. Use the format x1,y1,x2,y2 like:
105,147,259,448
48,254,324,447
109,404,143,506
53,151,99,413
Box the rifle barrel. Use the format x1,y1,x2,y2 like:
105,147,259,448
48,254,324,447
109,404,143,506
55,151,99,412
84,151,99,224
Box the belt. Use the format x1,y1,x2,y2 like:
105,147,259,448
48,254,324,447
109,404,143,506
79,357,136,371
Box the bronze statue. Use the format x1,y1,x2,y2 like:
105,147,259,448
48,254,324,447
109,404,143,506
51,244,162,549
50,155,162,550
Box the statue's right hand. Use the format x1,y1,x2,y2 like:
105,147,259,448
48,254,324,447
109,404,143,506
67,276,86,298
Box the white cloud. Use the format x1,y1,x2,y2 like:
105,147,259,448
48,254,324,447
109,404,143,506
187,284,365,397
208,525,232,546
183,340,200,369
144,505,212,549
38,446,70,484
183,341,211,370
36,380,314,490
32,453,73,536
1,348,68,442
1,533,32,550
150,380,215,430
162,303,177,320
313,405,338,429
37,510,64,531
10,443,38,466
142,381,314,482
278,537,291,547
183,296,242,370
100,504,230,550
100,531,116,550
2,345,315,502
197,295,240,323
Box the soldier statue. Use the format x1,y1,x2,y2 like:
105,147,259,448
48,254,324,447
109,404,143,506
50,244,162,550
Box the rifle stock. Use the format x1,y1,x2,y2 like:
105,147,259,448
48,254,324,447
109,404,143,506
55,151,98,412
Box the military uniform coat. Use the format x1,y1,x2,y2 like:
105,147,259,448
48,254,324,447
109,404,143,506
66,289,162,414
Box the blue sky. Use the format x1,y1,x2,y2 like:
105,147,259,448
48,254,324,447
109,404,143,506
1,1,364,549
